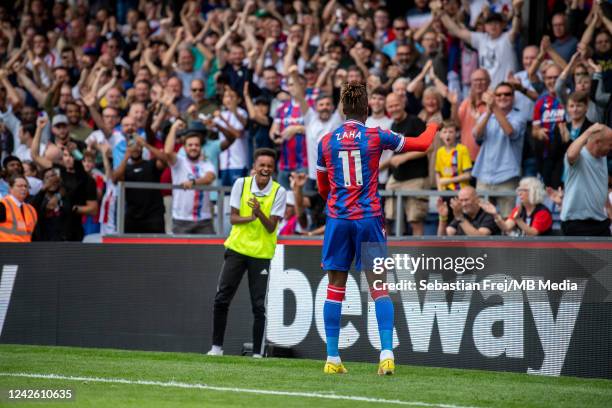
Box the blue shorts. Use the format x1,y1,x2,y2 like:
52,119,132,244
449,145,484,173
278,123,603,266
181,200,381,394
322,216,387,272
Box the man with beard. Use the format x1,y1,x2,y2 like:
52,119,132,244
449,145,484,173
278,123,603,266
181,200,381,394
207,148,287,358
65,101,92,142
113,132,167,234
163,120,216,234
289,66,343,191
44,114,86,165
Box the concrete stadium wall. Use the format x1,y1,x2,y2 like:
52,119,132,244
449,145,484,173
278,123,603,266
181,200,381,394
0,240,610,379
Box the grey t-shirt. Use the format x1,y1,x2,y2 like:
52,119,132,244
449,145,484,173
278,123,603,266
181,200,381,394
561,147,608,221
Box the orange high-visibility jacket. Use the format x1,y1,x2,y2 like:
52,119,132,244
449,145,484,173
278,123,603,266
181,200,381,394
0,196,38,242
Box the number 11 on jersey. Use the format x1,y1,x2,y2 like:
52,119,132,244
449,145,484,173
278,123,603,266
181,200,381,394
338,150,363,187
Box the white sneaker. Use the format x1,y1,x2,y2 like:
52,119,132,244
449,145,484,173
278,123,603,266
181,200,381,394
252,353,263,359
206,346,224,356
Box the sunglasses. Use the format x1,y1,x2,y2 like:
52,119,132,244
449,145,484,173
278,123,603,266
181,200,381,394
191,88,204,92
495,92,513,97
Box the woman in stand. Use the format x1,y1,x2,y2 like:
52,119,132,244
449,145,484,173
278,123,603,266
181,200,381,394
480,177,553,236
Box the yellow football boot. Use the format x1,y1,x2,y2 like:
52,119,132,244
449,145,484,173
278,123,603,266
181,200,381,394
377,358,395,375
323,361,348,374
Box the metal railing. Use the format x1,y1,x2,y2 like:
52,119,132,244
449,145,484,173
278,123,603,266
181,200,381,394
116,182,232,234
379,189,517,237
116,181,516,237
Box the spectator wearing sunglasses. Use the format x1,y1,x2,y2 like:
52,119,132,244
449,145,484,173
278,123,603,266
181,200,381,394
472,82,526,217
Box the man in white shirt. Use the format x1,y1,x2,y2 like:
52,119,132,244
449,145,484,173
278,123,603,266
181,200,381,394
366,88,394,186
438,1,522,87
164,120,216,234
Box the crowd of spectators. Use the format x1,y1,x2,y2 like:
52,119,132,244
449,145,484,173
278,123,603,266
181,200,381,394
0,0,611,240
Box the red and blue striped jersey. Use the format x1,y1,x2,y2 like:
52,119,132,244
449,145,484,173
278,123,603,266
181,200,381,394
533,93,565,138
275,100,307,171
317,120,406,220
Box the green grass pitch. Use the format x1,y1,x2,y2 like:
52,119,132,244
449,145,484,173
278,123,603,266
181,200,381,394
0,344,611,407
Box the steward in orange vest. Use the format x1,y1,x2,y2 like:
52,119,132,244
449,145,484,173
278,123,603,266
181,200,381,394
0,175,37,242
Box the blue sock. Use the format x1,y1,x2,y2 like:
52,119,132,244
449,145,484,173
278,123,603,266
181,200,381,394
375,296,394,351
323,300,342,357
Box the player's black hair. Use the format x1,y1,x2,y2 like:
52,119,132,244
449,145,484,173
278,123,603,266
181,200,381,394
254,148,277,162
341,81,368,120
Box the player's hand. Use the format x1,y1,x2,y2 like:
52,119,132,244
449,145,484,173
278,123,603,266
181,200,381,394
248,196,262,216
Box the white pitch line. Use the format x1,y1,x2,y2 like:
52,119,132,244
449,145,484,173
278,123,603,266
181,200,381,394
0,372,481,408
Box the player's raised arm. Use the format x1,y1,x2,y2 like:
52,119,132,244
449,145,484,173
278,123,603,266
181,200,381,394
379,122,439,153
398,122,439,152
